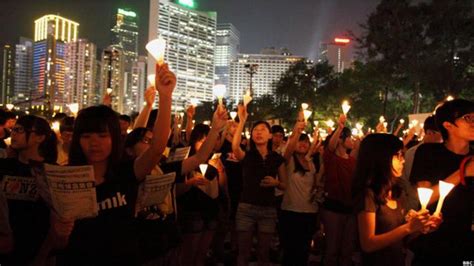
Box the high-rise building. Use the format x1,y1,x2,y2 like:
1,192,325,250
148,0,217,107
215,23,240,92
130,56,147,112
14,37,33,105
64,39,97,110
101,46,125,113
32,14,79,110
319,38,351,73
111,8,139,114
229,48,304,101
1,44,15,106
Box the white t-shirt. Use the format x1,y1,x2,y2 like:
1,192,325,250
281,156,318,213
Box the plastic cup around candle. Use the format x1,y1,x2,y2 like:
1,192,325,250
303,110,312,121
230,111,237,120
417,187,433,211
434,181,454,216
342,101,351,115
147,74,155,87
301,103,309,110
146,37,166,65
199,164,208,177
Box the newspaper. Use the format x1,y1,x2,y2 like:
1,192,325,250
166,146,191,163
43,164,98,220
136,172,176,212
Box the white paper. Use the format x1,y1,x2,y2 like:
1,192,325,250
136,172,176,212
166,146,191,163
1,175,38,201
43,164,98,220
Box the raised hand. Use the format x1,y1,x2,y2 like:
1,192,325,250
144,86,156,107
338,114,347,127
237,104,248,122
186,105,196,119
155,63,176,98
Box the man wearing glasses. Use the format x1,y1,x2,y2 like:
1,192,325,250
409,99,474,265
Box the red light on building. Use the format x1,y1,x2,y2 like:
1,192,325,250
334,38,350,44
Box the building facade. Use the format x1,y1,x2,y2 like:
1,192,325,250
215,23,240,93
101,45,125,113
130,56,147,112
149,0,217,107
32,14,79,110
319,38,351,73
229,49,303,101
1,44,15,106
14,37,33,105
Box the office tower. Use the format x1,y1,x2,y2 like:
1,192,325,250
130,56,147,112
33,14,79,110
14,37,33,105
101,45,125,113
148,0,217,107
64,39,97,110
319,38,351,73
215,23,240,92
1,44,15,106
229,48,304,101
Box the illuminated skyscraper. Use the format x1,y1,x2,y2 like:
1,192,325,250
32,14,79,110
229,48,304,100
14,37,33,105
64,39,97,110
215,23,240,92
148,0,216,107
130,56,147,112
1,44,14,106
319,38,351,73
101,46,125,113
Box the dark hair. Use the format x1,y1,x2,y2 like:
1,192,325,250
293,134,311,174
249,120,272,151
352,134,403,208
68,105,122,180
435,99,474,140
60,116,75,133
324,126,352,149
271,125,285,135
423,115,438,133
53,112,68,121
122,127,151,161
0,110,15,125
119,114,131,124
189,123,210,156
16,115,58,163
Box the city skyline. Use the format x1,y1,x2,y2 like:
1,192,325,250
0,0,379,59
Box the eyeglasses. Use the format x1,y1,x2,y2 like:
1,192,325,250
140,137,152,144
459,114,474,124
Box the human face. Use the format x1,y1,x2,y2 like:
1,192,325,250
133,131,153,157
296,139,310,154
252,124,271,145
272,132,284,147
80,131,112,164
60,130,73,146
341,136,354,150
10,125,29,150
5,119,16,130
450,113,474,141
391,150,405,177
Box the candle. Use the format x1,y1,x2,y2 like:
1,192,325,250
399,119,405,124
4,137,11,146
106,88,113,95
230,111,237,120
199,164,208,177
301,103,309,110
5,104,14,111
243,90,252,106
145,36,166,65
52,121,60,134
379,116,385,123
68,103,79,117
303,110,312,121
383,122,388,128
446,95,454,101
326,119,335,129
356,122,363,130
417,187,433,211
147,74,155,87
434,181,454,216
341,100,351,115
314,121,319,127
213,85,227,106
190,98,199,107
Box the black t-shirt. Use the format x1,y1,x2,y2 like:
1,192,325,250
409,143,474,260
219,139,243,197
58,161,140,266
240,149,285,207
0,158,50,265
359,189,406,266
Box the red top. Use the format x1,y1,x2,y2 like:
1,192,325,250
323,148,356,207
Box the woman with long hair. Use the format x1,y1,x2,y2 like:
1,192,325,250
232,104,287,266
0,115,57,265
352,134,440,266
51,63,176,265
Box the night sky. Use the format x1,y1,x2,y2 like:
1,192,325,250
0,0,380,59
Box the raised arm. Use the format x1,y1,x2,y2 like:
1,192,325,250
133,87,156,129
134,63,175,180
232,104,248,161
185,105,195,144
283,113,305,162
327,114,346,152
181,106,228,175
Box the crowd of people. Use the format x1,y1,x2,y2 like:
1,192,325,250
0,63,473,266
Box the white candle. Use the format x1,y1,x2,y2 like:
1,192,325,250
146,36,166,65
230,111,237,120
417,187,433,211
313,121,319,127
303,110,312,121
147,74,155,87
213,85,226,106
399,119,405,124
301,103,309,110
199,164,208,177
379,116,385,123
434,181,454,216
190,98,199,107
326,119,335,129
243,90,252,106
52,121,60,134
341,100,351,115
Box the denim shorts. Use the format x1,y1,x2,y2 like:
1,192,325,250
235,202,277,234
178,210,218,234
